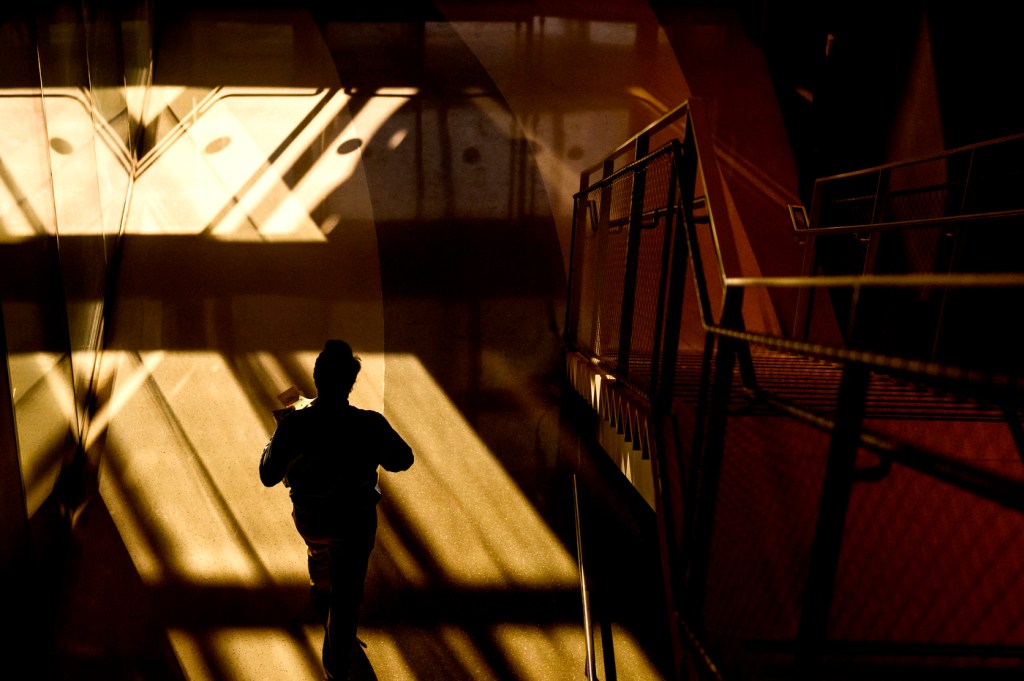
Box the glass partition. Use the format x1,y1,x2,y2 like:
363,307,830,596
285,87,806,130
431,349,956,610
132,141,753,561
0,1,153,549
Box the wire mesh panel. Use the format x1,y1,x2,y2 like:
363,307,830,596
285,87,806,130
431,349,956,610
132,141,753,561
598,174,634,367
812,133,1024,230
799,134,1024,369
569,144,682,393
570,177,633,365
700,413,832,677
693,351,1024,678
881,156,962,222
623,150,676,394
570,194,601,353
832,457,1024,646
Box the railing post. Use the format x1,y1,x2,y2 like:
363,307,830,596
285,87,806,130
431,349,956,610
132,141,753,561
591,159,616,359
796,362,870,678
645,143,690,681
573,474,599,681
789,204,815,342
859,168,890,277
616,138,651,377
565,193,584,349
958,147,977,215
650,141,685,408
684,287,744,630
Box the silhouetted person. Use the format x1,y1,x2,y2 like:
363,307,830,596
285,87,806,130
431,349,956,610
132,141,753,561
260,340,413,680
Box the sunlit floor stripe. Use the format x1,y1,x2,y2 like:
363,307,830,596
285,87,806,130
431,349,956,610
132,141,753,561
382,354,579,589
491,623,588,681
493,623,665,681
99,350,578,588
168,626,324,681
165,623,663,681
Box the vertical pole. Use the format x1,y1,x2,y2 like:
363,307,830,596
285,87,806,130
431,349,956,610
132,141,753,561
790,204,816,342
591,160,615,359
651,144,683,407
565,194,583,349
573,474,598,681
616,137,651,377
796,362,869,678
646,153,688,672
684,288,744,628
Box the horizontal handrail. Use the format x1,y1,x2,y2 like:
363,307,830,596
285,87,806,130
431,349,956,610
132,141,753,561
805,132,1024,238
792,207,1024,236
695,323,1024,402
723,272,1024,288
573,143,681,199
572,105,1024,392
578,101,690,180
665,137,1024,386
810,131,1024,185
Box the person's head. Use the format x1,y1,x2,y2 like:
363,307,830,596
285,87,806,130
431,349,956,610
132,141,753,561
313,339,361,398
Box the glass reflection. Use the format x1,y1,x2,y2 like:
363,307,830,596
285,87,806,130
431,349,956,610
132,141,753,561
0,3,154,538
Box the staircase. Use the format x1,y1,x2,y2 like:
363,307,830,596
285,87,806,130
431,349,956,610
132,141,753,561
563,101,1024,680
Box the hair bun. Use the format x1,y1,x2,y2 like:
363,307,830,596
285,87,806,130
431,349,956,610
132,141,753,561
322,339,354,357
313,339,362,396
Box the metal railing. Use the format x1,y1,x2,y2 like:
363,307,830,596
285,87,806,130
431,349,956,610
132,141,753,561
807,133,1024,230
791,134,1024,369
564,101,1024,680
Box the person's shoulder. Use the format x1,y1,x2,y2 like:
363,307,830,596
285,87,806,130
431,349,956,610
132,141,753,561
346,405,393,427
347,404,386,420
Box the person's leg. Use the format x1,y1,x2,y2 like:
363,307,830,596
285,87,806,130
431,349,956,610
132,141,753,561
304,538,338,678
323,514,377,679
306,541,332,628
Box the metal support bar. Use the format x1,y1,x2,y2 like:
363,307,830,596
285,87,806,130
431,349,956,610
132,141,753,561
684,288,744,629
574,474,598,681
565,195,583,348
589,159,616,357
796,362,870,679
790,204,817,342
651,143,684,409
617,164,648,374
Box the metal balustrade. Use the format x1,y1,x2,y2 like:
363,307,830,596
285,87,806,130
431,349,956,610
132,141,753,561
792,134,1024,369
564,100,1024,680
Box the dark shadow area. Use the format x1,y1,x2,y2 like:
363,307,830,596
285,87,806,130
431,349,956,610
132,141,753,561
43,497,186,681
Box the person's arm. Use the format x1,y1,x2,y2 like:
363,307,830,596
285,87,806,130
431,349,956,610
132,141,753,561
259,421,293,487
377,415,414,472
